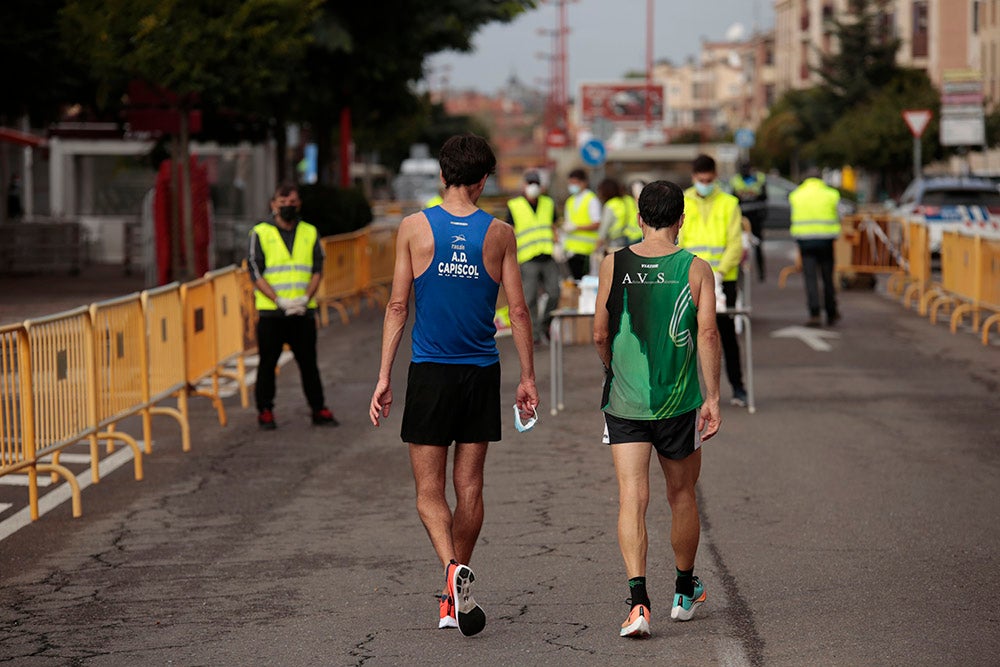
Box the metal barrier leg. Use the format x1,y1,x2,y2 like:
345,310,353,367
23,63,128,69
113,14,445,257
982,313,1000,346
97,431,144,481
737,313,755,415
36,462,83,518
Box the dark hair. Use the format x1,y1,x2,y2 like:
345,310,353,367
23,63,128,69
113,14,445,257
692,154,716,175
638,180,685,230
272,182,299,199
568,168,588,182
439,134,496,187
596,177,622,202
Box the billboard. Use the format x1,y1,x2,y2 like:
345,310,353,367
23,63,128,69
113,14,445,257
579,82,665,124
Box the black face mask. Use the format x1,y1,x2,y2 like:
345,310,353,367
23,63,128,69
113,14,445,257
277,205,299,223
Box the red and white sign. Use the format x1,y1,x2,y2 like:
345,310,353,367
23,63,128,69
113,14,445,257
902,109,932,138
579,82,664,124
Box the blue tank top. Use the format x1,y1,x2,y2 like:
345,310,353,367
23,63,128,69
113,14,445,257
411,205,500,365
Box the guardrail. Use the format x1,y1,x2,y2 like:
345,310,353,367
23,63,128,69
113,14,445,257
778,214,1000,347
0,224,399,522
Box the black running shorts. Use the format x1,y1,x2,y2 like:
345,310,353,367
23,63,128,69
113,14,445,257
401,361,501,446
603,409,700,460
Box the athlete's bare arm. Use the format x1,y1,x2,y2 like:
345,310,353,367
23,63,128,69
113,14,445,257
486,219,538,414
593,252,615,369
370,213,424,427
690,256,722,441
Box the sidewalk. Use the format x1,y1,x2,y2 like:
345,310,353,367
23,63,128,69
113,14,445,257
0,264,148,326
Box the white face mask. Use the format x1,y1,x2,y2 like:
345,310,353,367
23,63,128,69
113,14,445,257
525,183,541,199
567,183,582,196
694,180,715,197
513,404,538,432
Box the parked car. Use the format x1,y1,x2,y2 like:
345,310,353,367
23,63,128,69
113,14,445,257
892,176,1000,253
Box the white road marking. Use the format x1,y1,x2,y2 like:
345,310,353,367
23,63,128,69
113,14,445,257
0,475,53,487
0,503,12,514
771,325,841,352
0,445,140,542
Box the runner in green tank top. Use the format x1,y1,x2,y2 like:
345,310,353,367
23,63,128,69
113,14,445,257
593,180,722,639
601,247,702,419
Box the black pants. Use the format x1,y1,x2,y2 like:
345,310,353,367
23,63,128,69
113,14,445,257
719,280,744,393
798,240,838,319
255,314,325,412
567,254,590,280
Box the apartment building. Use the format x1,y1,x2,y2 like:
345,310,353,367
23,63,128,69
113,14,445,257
652,32,777,140
773,0,977,93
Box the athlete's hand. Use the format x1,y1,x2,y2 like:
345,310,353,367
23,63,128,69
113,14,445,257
515,378,539,416
698,397,721,442
370,380,393,427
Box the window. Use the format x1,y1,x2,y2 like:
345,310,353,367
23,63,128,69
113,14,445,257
912,1,929,59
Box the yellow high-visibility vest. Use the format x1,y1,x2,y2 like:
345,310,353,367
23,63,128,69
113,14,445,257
789,178,841,240
252,221,318,311
564,190,599,255
425,195,443,208
680,187,742,281
620,195,642,242
508,195,555,263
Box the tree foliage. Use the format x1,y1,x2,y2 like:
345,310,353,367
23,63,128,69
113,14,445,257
291,0,536,181
60,0,322,109
0,0,93,123
752,0,938,190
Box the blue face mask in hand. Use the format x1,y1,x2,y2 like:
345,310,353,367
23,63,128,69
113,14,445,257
513,404,538,432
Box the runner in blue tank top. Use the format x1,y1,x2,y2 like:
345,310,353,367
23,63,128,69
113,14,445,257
370,135,538,637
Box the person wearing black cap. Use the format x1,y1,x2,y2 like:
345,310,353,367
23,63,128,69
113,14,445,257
506,171,560,344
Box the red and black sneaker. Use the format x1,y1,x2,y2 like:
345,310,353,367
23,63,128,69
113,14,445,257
258,409,277,430
312,407,339,426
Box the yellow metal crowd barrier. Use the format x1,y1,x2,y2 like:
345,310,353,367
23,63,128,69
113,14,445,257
207,267,250,409
141,284,191,453
1,223,396,522
778,214,908,288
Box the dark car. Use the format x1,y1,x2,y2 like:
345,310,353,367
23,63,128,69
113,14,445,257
893,176,1000,253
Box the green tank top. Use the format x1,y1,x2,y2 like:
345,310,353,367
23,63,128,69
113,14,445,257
601,247,703,419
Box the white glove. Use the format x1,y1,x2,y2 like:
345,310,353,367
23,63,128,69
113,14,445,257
714,272,726,313
286,296,309,316
275,297,296,312
562,221,575,234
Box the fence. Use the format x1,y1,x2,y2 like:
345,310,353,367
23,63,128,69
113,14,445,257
0,224,399,522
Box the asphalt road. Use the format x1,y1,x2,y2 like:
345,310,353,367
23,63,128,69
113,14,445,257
1,238,998,666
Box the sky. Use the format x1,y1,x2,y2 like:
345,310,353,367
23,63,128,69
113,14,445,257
426,0,775,95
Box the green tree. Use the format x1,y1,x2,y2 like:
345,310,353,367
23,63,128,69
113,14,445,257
60,0,321,278
0,0,93,124
290,1,536,185
814,0,901,115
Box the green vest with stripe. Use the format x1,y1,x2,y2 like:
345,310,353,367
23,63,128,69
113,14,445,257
680,187,740,281
789,178,841,241
252,221,319,311
564,190,599,255
508,195,555,263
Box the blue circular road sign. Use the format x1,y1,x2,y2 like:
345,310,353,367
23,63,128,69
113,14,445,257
580,138,607,167
735,128,756,149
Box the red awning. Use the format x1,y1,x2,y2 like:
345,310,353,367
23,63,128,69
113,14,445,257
0,127,47,148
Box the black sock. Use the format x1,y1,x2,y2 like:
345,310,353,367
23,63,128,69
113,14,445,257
675,567,694,597
628,576,650,609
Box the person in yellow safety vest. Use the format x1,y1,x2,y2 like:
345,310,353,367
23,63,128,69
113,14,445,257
596,177,643,253
562,168,601,280
680,154,748,408
789,168,841,328
505,171,561,344
248,182,339,430
730,161,768,282
425,193,444,208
